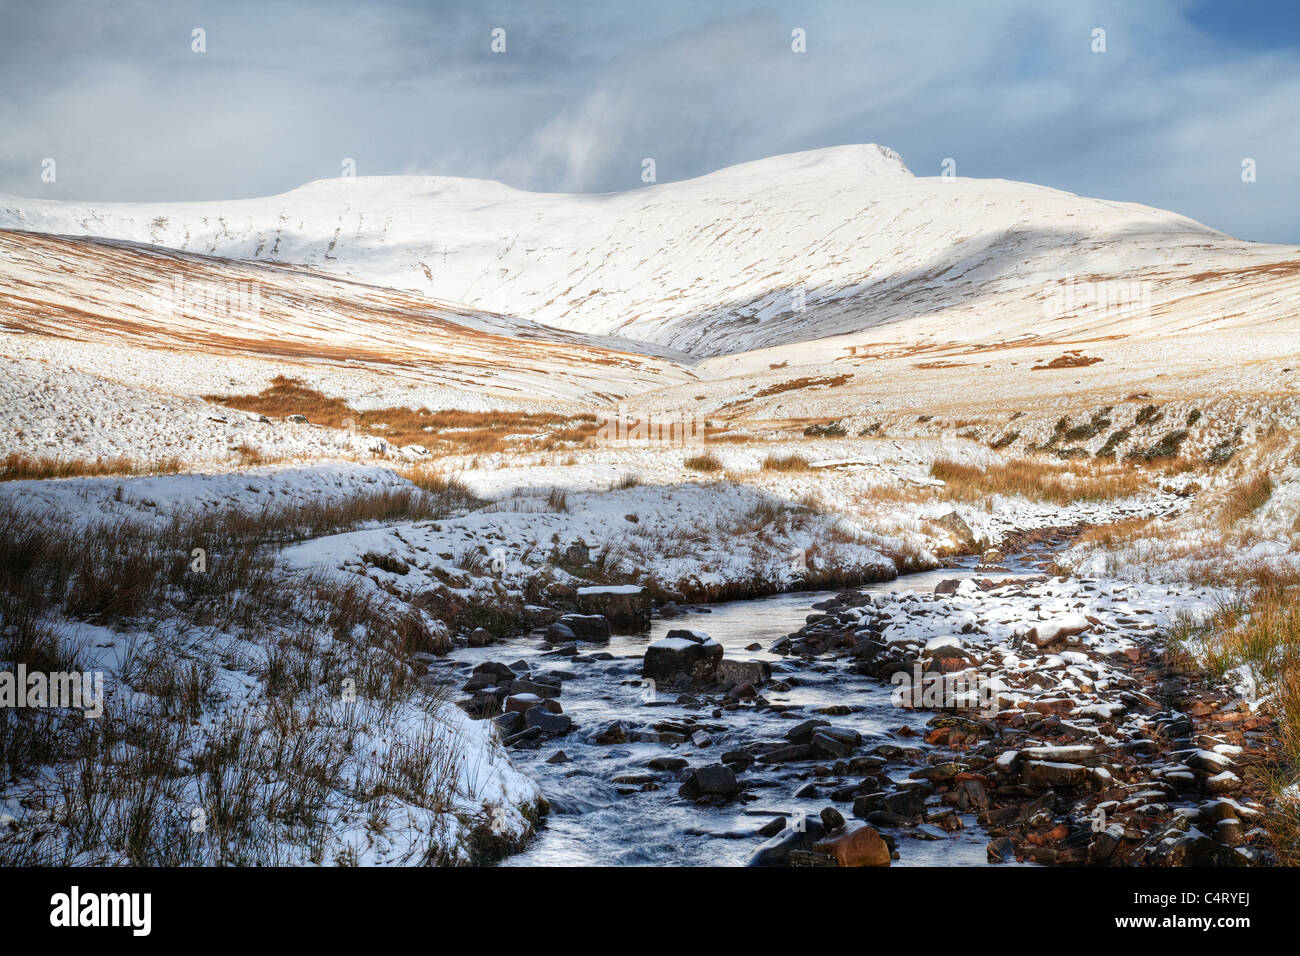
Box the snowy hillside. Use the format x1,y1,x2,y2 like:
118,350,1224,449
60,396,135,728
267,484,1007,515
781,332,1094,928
0,229,697,410
6,144,1297,357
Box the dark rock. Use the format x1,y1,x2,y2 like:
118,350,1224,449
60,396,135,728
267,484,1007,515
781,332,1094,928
1022,761,1089,789
784,718,832,744
759,744,815,764
745,818,828,867
721,749,756,768
593,720,630,745
679,764,740,799
472,661,515,682
546,613,611,643
648,756,688,772
524,706,572,735
507,678,562,698
811,731,854,759
987,836,1016,863
642,629,723,685
820,807,846,831
576,585,651,632
504,727,543,746
494,711,522,735
716,658,771,688
882,789,927,817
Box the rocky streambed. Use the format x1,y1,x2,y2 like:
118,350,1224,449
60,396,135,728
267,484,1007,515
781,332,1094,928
440,551,1277,867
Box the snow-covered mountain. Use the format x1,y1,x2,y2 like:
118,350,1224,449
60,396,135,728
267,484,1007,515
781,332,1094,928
3,144,1298,357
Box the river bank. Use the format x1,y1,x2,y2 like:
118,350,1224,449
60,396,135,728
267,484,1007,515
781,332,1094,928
445,547,1275,867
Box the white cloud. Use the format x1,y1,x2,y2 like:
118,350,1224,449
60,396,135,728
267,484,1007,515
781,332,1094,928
1,0,1296,242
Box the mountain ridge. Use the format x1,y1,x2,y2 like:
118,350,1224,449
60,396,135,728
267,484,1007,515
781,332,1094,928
3,144,1296,359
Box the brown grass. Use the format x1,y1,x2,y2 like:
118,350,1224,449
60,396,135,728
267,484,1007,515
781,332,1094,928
1,452,184,482
1031,353,1104,371
205,376,596,455
684,452,723,473
1071,516,1155,551
930,457,1149,506
396,463,476,504
1221,471,1275,526
762,452,811,472
754,374,851,398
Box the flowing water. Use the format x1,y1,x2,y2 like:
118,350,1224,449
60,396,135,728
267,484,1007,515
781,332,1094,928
442,552,1049,866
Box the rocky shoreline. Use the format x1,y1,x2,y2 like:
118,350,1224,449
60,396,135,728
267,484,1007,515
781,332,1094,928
755,578,1276,866
448,562,1277,867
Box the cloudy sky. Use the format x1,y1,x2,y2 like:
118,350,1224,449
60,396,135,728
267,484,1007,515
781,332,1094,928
2,0,1297,242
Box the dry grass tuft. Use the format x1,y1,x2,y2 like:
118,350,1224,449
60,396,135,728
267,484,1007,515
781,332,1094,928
206,376,596,455
754,374,852,398
930,457,1148,506
762,453,812,472
683,452,723,473
1220,471,1274,526
1,452,184,482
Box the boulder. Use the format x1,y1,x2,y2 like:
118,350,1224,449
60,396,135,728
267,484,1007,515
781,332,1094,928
678,763,740,799
1025,613,1092,649
642,629,723,685
811,823,892,867
576,585,651,632
504,693,561,716
493,711,522,735
784,718,832,743
746,818,827,867
1204,770,1242,794
472,661,515,682
561,540,591,568
820,807,846,831
648,756,688,772
546,613,612,643
715,658,771,688
506,678,562,698
1022,760,1089,789
929,511,977,550
987,836,1016,863
881,789,926,817
524,706,572,735
592,720,630,745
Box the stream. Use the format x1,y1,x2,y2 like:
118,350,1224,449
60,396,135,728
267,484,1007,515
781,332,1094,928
442,551,1052,866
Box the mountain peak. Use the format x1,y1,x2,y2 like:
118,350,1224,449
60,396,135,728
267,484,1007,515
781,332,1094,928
684,144,913,188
